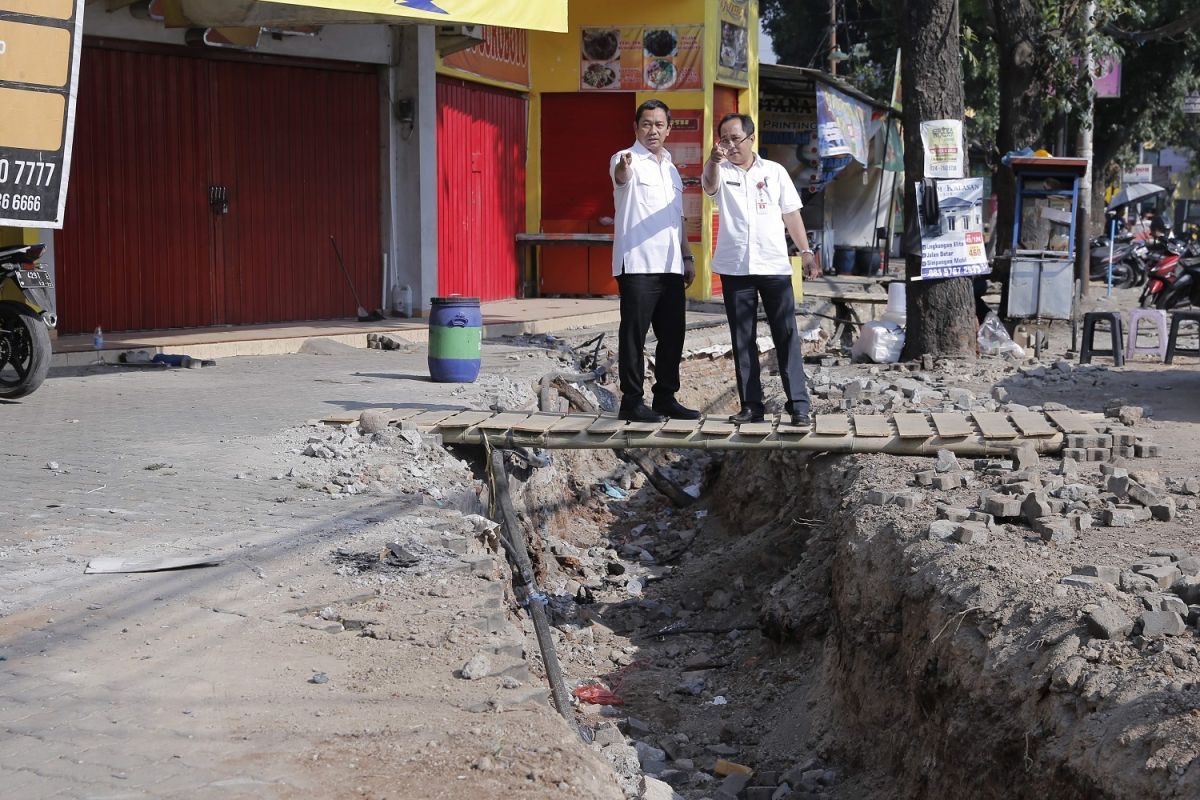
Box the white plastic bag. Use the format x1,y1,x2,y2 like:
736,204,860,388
977,312,1026,358
851,320,905,363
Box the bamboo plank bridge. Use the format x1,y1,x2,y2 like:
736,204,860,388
320,407,1108,457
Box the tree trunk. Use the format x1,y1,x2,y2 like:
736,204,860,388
899,0,976,359
991,0,1045,258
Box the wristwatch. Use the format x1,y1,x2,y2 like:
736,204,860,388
683,255,695,261
799,248,815,255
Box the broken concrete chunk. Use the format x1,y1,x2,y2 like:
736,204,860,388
865,489,893,506
1157,595,1189,616
1060,574,1105,590
1151,548,1191,562
1136,564,1182,589
1084,601,1132,640
927,520,958,541
1100,507,1137,527
1035,518,1075,544
933,473,962,491
981,492,1022,518
1139,610,1186,638
952,522,989,544
934,449,960,474
1008,441,1040,471
1150,498,1176,522
891,493,920,510
936,505,972,523
460,653,492,680
1074,565,1120,584
1120,571,1159,593
1177,557,1200,577
1134,442,1160,458
1127,481,1166,508
1021,492,1055,524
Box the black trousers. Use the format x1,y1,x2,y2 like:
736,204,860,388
720,273,811,416
617,272,685,411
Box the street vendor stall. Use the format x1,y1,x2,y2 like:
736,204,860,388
1003,156,1089,355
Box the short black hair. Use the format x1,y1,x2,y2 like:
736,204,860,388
636,99,672,124
718,112,755,138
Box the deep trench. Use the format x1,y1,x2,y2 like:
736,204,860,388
491,398,1117,800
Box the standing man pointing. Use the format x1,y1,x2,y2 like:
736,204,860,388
703,112,819,428
611,99,699,423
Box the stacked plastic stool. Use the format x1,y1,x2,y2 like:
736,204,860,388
1079,311,1125,366
1166,310,1200,364
1125,308,1169,361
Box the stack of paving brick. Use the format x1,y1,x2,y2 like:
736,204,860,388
1062,550,1200,641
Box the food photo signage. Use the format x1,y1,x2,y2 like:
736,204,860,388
580,26,702,92
716,0,749,87
0,0,84,228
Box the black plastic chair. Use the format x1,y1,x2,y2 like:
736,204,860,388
1079,311,1125,366
1165,310,1200,365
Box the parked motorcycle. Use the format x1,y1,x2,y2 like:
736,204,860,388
0,243,55,398
1155,254,1200,311
1089,234,1142,289
1138,240,1182,307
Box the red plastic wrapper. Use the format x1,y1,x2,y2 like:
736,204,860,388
573,684,624,706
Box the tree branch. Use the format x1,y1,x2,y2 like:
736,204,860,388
1104,9,1200,44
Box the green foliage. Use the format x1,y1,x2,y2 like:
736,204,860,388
760,0,1200,172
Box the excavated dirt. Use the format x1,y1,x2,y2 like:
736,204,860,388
497,336,1200,800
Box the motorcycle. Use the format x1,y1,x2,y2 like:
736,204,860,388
1155,254,1200,310
0,243,55,399
1138,240,1182,307
1089,234,1142,289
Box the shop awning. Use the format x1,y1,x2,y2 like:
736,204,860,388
175,0,567,31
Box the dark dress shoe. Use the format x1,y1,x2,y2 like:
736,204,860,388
652,397,700,420
619,404,666,423
786,412,812,429
728,407,764,424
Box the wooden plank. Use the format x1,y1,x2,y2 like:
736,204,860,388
1045,409,1096,434
512,413,563,433
437,410,494,429
548,414,595,433
893,413,934,439
700,419,737,436
971,411,1019,439
624,420,666,433
385,407,424,422
321,413,360,425
852,414,892,438
737,420,776,436
407,410,460,427
814,413,851,436
930,412,973,438
660,418,697,434
477,412,531,431
587,416,627,434
1008,411,1057,437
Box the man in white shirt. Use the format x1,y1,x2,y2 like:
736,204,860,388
702,112,819,428
610,99,699,423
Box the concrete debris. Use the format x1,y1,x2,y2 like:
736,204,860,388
460,653,492,680
934,449,960,474
1139,610,1186,638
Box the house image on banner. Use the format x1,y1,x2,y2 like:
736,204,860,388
932,188,984,238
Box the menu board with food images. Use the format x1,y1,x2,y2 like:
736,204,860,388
580,26,702,92
662,110,704,242
716,0,750,87
0,0,85,228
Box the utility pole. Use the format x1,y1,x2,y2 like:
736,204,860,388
1076,0,1096,296
829,0,839,76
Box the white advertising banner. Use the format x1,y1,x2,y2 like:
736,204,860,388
919,119,964,179
915,178,990,280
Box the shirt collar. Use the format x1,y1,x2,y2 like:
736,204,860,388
631,140,672,162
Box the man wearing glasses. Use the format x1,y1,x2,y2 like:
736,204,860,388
702,112,819,428
610,99,700,423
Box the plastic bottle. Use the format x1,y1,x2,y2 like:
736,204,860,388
93,326,103,351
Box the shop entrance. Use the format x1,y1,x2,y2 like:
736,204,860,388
54,44,382,334
539,92,635,295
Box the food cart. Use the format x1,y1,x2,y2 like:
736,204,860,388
1003,157,1089,356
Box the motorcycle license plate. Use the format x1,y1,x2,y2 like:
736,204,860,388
13,269,52,289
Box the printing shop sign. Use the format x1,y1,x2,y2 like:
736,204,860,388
0,0,85,228
914,177,990,280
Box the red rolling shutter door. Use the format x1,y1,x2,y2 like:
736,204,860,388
436,77,527,300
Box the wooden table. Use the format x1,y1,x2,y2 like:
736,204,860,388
516,233,614,298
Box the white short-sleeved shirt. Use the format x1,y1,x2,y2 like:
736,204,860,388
610,141,685,277
706,154,803,277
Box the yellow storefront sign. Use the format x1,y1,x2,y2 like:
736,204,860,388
178,0,567,31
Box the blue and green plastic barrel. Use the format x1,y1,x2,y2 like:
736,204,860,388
427,296,481,382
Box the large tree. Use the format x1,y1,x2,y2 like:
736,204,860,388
899,0,979,358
